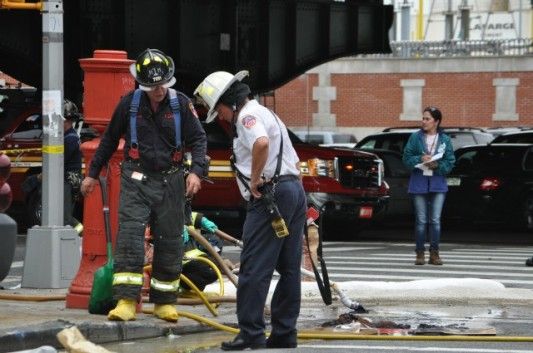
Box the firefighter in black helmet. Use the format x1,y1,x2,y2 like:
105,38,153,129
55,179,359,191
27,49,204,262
81,48,207,322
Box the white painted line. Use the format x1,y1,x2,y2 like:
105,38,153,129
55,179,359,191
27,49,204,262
321,247,383,252
324,256,526,264
327,266,533,278
323,253,528,260
298,344,532,352
325,260,533,272
327,273,533,285
10,261,23,268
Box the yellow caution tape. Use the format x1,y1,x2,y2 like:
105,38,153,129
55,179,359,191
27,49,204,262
42,145,64,154
0,148,42,154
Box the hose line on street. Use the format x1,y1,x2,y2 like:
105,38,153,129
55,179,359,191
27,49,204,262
139,306,533,343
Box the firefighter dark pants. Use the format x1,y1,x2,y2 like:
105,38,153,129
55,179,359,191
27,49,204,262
181,259,218,291
113,161,185,304
236,177,306,344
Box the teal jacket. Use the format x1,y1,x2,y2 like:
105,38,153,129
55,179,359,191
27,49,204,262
402,129,455,194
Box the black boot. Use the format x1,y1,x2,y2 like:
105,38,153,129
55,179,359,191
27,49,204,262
526,257,533,267
221,336,266,351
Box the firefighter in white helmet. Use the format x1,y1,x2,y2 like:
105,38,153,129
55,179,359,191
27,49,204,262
195,71,306,350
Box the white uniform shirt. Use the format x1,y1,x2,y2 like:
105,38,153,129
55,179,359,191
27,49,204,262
232,100,300,200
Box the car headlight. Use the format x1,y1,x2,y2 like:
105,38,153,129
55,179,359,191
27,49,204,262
300,158,335,178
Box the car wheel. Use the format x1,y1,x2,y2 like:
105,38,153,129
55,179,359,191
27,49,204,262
26,188,42,227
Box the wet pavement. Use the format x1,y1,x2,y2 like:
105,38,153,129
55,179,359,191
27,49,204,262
2,279,533,352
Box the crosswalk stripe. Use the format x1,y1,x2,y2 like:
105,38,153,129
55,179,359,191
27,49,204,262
298,344,532,352
325,260,533,271
324,253,528,260
327,273,533,285
327,266,533,278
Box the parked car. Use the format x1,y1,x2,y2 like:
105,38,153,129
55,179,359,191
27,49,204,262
443,144,533,230
194,120,388,239
293,130,358,148
491,129,533,144
356,127,494,153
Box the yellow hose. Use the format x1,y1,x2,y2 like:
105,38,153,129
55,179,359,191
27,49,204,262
0,293,65,301
189,255,224,298
180,274,218,317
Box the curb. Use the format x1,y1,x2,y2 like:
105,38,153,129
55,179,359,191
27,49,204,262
0,319,215,353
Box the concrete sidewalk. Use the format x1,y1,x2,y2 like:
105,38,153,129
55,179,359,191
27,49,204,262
2,279,533,353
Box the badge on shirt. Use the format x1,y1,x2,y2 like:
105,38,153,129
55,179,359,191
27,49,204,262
188,102,199,119
242,115,256,129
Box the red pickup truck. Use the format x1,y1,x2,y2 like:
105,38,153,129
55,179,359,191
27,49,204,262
1,88,389,238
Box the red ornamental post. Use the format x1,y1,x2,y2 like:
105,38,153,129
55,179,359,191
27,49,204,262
66,50,134,309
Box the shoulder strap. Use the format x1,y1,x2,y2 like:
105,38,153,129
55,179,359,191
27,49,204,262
168,88,182,150
129,89,142,148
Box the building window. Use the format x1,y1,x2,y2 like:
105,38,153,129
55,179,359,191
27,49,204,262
400,79,425,121
493,78,519,121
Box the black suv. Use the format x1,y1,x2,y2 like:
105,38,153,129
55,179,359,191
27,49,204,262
356,127,494,153
491,129,533,144
443,144,533,230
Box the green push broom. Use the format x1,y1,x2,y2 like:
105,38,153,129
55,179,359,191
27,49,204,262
88,175,116,314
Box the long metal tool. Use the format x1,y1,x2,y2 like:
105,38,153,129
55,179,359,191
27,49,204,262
212,228,366,311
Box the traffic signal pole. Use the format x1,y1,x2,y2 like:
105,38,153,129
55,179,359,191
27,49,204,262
21,0,80,289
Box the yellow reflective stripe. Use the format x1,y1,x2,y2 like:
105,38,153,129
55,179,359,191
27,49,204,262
191,212,198,225
112,272,144,286
150,277,180,292
184,248,205,259
42,145,64,154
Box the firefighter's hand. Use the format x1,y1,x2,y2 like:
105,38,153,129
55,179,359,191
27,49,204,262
200,216,218,233
250,178,265,199
186,172,202,197
81,176,97,197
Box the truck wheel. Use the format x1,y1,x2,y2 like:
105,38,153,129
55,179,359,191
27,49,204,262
26,188,42,227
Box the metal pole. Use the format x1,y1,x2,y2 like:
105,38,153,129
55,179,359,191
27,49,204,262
22,0,80,289
519,0,522,38
401,0,411,40
445,0,454,40
41,0,64,227
460,0,470,40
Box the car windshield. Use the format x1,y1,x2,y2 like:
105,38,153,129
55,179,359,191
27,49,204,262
492,132,533,144
454,146,526,174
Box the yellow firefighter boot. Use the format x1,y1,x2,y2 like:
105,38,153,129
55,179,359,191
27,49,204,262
107,299,137,321
153,304,179,322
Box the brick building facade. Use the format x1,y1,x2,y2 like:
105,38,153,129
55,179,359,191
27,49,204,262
270,56,533,140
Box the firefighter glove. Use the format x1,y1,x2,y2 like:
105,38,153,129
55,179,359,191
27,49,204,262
200,217,218,233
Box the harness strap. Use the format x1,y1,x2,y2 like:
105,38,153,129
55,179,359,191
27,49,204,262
128,89,183,161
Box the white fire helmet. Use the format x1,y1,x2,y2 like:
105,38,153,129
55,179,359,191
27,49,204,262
194,70,249,123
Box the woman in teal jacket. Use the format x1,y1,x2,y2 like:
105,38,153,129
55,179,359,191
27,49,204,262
402,107,455,266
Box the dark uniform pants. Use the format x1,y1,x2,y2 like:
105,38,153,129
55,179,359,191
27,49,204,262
237,177,306,343
113,161,185,304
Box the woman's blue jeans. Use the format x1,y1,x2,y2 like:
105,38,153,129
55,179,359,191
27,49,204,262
412,192,446,252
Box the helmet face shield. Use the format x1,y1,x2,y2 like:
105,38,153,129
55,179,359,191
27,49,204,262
193,70,249,123
129,49,176,90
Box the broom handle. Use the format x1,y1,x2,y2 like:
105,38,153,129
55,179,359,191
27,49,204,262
98,175,113,264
